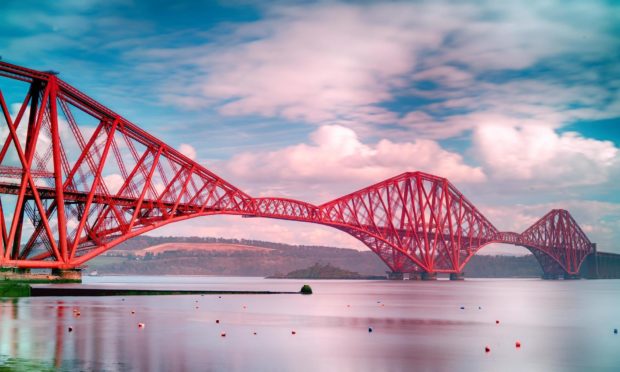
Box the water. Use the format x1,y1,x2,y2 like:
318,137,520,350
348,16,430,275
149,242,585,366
1,276,619,371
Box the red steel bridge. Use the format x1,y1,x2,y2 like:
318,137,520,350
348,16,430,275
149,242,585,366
0,61,597,279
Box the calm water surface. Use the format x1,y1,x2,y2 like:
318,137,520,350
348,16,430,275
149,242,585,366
1,276,619,371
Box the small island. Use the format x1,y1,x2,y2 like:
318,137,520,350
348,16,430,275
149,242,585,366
269,262,385,280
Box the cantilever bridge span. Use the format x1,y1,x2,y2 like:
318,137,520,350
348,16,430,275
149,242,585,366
0,61,595,278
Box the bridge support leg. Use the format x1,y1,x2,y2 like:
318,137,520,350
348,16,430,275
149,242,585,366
0,267,30,277
450,272,465,281
421,272,437,281
541,273,560,280
51,269,82,282
408,272,422,280
563,273,580,280
386,271,404,280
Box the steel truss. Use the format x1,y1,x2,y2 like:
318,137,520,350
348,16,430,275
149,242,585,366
0,61,594,275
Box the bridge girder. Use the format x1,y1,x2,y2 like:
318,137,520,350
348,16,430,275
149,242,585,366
0,60,595,276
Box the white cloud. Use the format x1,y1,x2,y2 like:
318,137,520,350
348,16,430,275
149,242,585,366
178,143,197,160
194,2,437,123
103,173,124,194
473,125,618,186
434,2,617,72
220,124,485,202
128,2,467,122
124,1,618,135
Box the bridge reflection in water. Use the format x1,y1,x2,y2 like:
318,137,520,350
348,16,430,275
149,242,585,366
0,60,618,279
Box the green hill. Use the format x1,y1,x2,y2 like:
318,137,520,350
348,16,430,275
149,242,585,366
270,262,381,279
87,235,543,278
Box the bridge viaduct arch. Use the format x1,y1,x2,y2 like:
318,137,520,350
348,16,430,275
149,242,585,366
0,60,596,279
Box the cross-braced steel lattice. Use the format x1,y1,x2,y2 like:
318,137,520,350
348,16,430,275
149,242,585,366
0,61,594,276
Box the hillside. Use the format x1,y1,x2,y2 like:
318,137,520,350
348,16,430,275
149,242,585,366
86,236,543,278
134,243,272,256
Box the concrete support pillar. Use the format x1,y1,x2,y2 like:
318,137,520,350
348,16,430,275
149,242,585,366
386,271,404,280
52,268,82,282
563,273,580,280
592,243,599,279
450,272,465,281
541,273,560,280
421,272,437,281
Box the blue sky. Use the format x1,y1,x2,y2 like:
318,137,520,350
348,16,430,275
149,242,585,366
1,0,620,254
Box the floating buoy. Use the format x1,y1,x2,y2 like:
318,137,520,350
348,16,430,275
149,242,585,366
347,305,351,308
195,306,199,309
138,323,145,329
221,332,226,337
75,312,81,317
485,346,490,353
381,304,385,307
131,310,135,314
478,306,482,310
68,327,73,332
253,332,257,335
515,341,521,348
614,328,618,334
218,296,222,299
243,305,246,309
121,298,125,301
216,320,220,324
495,320,500,324
460,306,465,310
291,330,296,335
368,327,373,333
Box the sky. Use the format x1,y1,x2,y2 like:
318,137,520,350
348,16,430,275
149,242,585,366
1,0,619,255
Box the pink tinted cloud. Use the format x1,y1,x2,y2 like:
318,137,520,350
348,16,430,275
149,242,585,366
473,124,618,187
218,125,485,202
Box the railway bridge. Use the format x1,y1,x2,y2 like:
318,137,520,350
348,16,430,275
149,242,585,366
1,60,618,280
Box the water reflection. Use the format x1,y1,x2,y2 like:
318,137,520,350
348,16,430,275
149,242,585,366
54,302,65,368
0,278,619,371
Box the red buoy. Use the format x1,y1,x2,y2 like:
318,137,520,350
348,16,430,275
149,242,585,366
138,322,145,329
221,332,226,337
495,320,500,324
516,341,521,348
485,346,490,353
68,326,73,332
291,330,296,335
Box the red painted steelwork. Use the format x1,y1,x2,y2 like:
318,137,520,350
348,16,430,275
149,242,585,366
0,61,595,276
